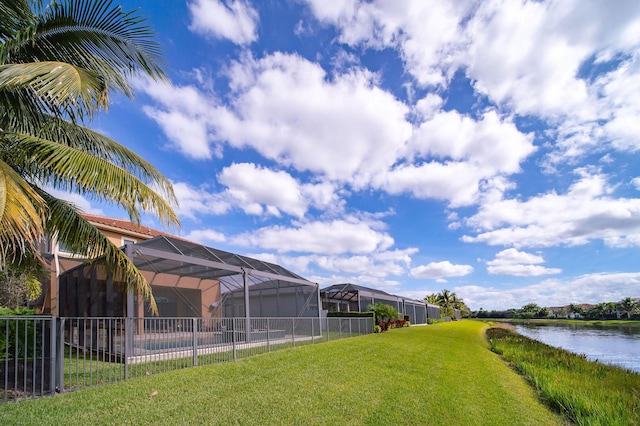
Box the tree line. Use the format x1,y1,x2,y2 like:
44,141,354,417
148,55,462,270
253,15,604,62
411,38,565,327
473,297,640,320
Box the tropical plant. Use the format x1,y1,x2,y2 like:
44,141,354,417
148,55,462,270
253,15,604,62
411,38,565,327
0,257,44,309
368,302,398,331
616,297,638,320
0,0,179,313
430,289,464,320
568,303,585,318
423,293,438,305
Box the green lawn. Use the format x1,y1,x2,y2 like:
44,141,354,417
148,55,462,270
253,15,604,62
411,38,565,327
0,321,563,425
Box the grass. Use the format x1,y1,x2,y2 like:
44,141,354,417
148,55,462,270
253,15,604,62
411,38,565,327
0,321,562,425
487,326,640,426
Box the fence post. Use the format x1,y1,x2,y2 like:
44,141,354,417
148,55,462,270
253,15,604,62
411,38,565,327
192,318,198,367
292,318,295,347
326,317,330,341
349,318,352,337
311,319,315,344
232,318,237,361
267,318,271,352
124,317,133,380
49,316,56,396
56,318,65,393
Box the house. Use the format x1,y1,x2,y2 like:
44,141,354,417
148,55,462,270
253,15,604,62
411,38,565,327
320,283,438,324
40,214,320,320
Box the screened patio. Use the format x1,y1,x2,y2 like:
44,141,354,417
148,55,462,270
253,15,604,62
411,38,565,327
58,235,320,320
320,283,431,325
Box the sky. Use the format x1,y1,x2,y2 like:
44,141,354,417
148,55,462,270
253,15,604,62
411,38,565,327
74,0,640,310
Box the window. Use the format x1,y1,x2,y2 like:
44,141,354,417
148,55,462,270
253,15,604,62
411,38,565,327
122,238,136,247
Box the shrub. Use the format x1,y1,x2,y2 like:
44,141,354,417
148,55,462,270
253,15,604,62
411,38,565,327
373,325,382,333
0,307,38,361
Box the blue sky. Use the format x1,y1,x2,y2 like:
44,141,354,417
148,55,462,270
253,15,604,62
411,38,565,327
73,0,640,310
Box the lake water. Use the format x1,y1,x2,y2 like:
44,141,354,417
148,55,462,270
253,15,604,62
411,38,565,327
513,323,640,373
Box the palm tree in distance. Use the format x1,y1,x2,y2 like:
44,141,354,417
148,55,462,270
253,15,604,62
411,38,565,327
424,293,438,305
617,297,638,320
436,289,453,311
0,0,179,313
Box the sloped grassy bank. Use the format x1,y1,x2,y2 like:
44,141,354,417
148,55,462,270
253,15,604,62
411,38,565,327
0,321,562,426
487,326,640,426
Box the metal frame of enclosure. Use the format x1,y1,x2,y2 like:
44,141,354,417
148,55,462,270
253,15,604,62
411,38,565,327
320,283,434,324
58,235,320,321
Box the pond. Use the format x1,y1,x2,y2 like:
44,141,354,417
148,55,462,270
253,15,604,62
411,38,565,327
513,322,640,373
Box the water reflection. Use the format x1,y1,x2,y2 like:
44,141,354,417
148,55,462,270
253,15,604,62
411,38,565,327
514,323,640,373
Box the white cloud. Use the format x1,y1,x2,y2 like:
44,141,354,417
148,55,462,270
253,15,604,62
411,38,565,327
172,182,231,220
188,0,259,45
138,53,412,189
463,170,640,248
303,0,640,164
231,219,394,254
137,79,226,160
375,109,535,206
410,261,473,280
183,228,226,245
302,0,470,86
219,52,412,186
632,177,640,190
217,163,341,218
458,272,640,311
487,248,561,276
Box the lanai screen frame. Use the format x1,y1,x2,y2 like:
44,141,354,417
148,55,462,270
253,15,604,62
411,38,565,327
58,235,321,320
320,283,430,324
127,236,321,319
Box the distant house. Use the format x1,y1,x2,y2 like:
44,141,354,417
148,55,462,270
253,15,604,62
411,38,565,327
39,214,319,320
548,306,568,318
320,283,439,324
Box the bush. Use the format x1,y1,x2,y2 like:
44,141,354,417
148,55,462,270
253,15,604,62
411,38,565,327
0,307,39,361
374,325,382,333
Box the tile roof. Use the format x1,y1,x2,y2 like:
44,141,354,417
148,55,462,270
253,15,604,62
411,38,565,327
80,213,173,239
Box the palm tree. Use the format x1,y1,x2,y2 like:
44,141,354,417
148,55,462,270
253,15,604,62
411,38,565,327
436,289,453,310
0,0,179,313
368,302,398,331
617,297,638,320
423,293,438,304
568,303,584,319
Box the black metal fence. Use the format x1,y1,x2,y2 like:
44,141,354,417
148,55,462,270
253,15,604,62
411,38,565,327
2,316,373,403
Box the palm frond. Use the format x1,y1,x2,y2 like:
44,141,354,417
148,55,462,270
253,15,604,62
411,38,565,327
41,190,158,314
0,61,108,120
2,0,167,96
0,1,34,41
6,114,178,207
0,157,45,263
5,130,179,227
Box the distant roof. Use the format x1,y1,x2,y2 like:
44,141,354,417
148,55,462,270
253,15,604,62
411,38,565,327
321,283,394,297
81,213,173,239
321,283,428,305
